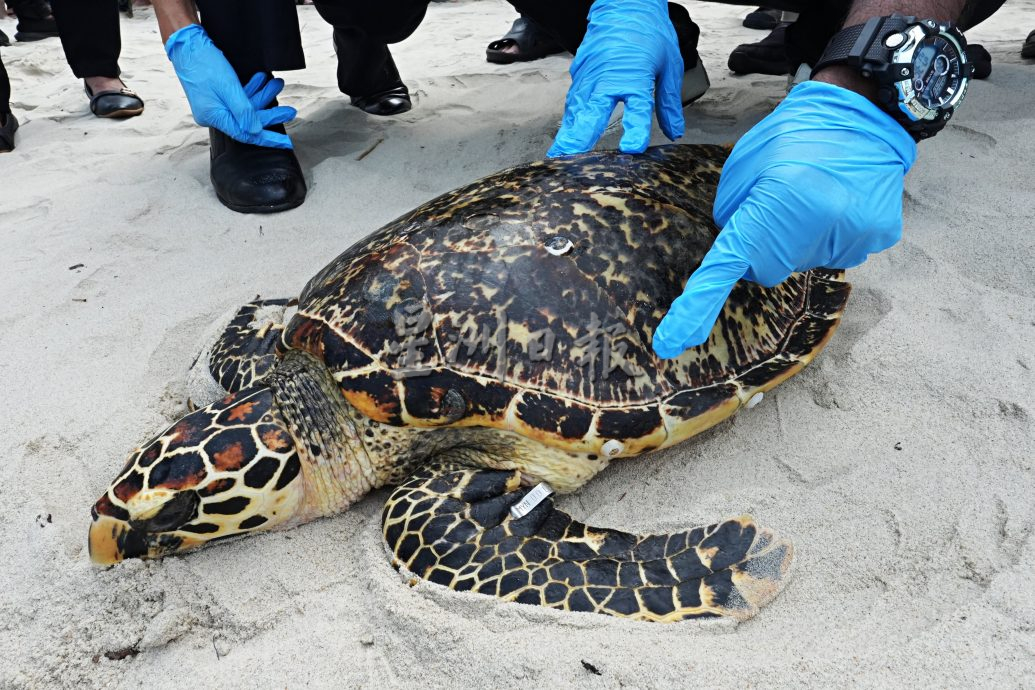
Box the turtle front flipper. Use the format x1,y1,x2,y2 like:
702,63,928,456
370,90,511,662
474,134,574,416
382,463,793,622
207,298,298,394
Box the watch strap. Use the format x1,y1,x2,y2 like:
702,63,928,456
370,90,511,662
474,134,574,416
813,15,911,74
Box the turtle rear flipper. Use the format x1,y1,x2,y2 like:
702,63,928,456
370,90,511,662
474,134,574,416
382,463,793,622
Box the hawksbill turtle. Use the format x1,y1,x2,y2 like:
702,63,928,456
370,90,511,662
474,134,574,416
89,144,850,623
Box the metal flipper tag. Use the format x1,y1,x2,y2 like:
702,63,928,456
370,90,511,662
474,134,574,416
509,482,555,520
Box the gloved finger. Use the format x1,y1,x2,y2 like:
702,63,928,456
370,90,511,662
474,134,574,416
241,72,267,100
258,105,297,129
721,182,801,287
652,231,751,357
655,53,686,141
548,93,618,157
246,128,294,150
222,85,265,136
249,77,286,111
617,93,655,154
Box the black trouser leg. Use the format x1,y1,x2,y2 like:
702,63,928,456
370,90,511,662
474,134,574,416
312,0,430,44
195,0,306,83
49,0,121,78
312,0,430,96
507,1,701,68
0,49,11,115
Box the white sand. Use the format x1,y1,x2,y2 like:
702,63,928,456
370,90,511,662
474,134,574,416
1,1,1033,687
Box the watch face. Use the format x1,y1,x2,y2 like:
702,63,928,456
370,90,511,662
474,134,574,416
911,36,963,110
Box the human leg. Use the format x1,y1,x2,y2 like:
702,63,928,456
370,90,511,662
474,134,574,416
193,0,308,214
0,48,17,151
8,0,58,42
313,0,430,116
49,0,145,117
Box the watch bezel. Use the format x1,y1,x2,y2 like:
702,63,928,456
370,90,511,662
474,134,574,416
889,22,970,123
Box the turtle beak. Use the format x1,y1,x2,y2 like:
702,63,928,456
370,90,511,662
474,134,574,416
88,514,203,565
88,514,137,565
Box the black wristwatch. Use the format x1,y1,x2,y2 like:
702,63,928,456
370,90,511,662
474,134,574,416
812,15,974,141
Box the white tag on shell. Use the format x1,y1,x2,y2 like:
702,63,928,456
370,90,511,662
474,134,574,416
509,482,555,520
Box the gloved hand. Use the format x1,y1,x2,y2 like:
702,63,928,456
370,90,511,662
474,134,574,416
547,0,684,156
652,81,916,358
165,24,296,149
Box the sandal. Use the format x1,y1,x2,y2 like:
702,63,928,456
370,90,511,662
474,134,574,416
0,112,18,153
85,81,145,119
486,17,564,65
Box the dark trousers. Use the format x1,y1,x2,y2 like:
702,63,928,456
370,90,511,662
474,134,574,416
49,0,122,78
1,50,10,115
196,0,1006,84
196,0,702,85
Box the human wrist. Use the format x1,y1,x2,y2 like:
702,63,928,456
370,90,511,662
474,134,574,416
811,65,878,102
164,23,207,61
154,0,200,45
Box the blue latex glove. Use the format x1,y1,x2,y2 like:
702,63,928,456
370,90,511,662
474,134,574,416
165,24,296,149
547,0,684,156
652,81,917,358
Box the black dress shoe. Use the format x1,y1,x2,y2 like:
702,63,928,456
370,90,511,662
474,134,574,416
1024,30,1035,59
333,28,412,116
0,112,18,153
209,127,307,214
742,7,781,31
728,23,792,76
966,44,991,80
0,28,10,47
349,85,411,116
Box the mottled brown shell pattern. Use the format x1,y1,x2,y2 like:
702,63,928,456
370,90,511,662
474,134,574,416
281,145,850,457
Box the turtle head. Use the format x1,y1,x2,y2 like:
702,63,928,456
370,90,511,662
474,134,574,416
88,386,308,564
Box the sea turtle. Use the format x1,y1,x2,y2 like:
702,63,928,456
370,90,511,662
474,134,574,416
89,144,850,623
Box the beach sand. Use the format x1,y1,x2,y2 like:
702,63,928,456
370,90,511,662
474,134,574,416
1,1,1033,687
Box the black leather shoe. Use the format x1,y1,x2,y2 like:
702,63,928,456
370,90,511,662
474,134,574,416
350,85,411,116
209,128,307,214
333,28,412,116
1024,30,1035,59
85,82,145,118
966,44,991,80
0,112,18,153
728,23,792,76
742,7,781,31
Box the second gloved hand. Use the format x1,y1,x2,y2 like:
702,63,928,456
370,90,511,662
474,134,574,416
548,0,684,156
165,24,296,149
652,81,917,358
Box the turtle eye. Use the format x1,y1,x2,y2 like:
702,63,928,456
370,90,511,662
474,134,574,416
131,491,200,533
